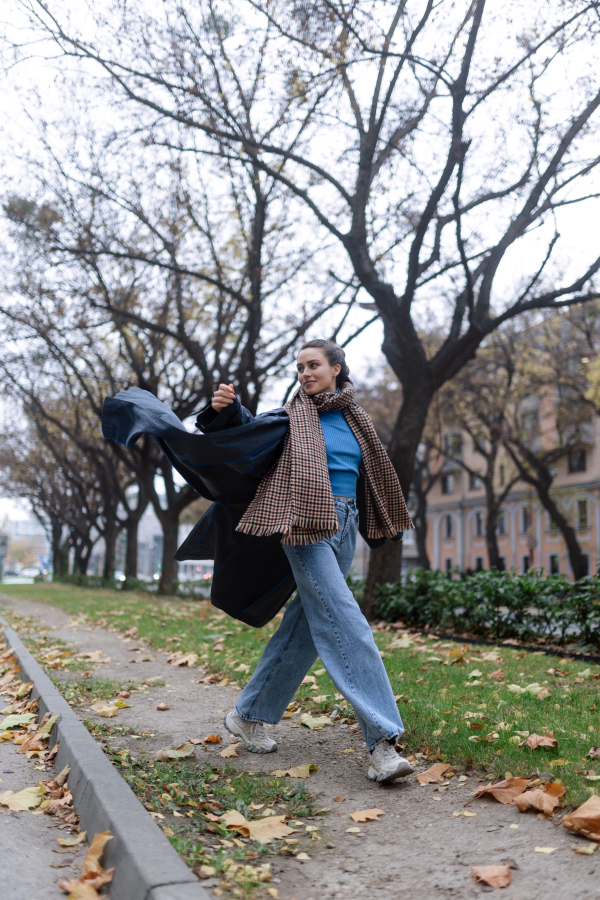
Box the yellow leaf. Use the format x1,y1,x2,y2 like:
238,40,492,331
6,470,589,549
296,853,311,860
59,884,99,899
81,831,112,878
573,843,598,855
346,827,361,833
314,668,326,676
341,749,355,754
163,828,174,836
0,786,43,811
153,744,195,761
350,808,385,823
549,759,568,768
112,700,130,709
463,811,477,818
57,832,87,847
270,763,317,779
97,706,119,718
534,847,556,853
299,714,332,730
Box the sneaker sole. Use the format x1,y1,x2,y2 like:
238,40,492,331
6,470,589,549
367,760,414,783
223,714,278,754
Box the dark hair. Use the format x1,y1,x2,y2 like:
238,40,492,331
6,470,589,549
300,339,350,389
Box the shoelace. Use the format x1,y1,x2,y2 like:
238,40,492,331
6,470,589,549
249,721,266,736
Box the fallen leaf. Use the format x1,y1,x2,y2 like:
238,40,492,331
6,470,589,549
38,715,59,735
416,763,450,784
470,777,531,805
335,796,345,803
299,714,333,730
513,782,566,816
81,831,112,879
0,785,43,811
549,758,568,768
58,883,99,899
0,713,36,730
270,763,317,779
219,744,240,758
156,703,170,711
97,706,119,718
153,744,195,761
203,734,223,743
296,852,311,860
346,827,361,833
221,809,295,843
341,748,355,753
57,833,87,847
587,747,600,760
534,847,556,853
486,669,504,682
112,700,130,709
301,675,316,685
463,811,477,817
167,652,198,667
526,732,557,750
572,843,598,855
350,808,385,823
481,651,502,662
198,864,216,877
471,865,511,889
548,668,567,677
468,669,483,678
563,796,600,842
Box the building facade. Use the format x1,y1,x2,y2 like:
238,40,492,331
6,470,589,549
425,419,600,578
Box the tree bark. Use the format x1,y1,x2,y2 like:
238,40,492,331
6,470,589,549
484,483,501,569
102,513,119,582
362,541,403,620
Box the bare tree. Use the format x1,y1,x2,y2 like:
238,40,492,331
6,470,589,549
14,0,600,606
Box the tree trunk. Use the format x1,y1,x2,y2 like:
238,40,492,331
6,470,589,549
158,512,180,595
102,514,119,582
484,482,501,569
412,474,431,570
362,378,434,617
125,517,140,580
51,519,68,577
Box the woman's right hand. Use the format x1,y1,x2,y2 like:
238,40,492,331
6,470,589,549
211,383,236,412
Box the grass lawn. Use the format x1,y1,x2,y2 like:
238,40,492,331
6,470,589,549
3,582,600,809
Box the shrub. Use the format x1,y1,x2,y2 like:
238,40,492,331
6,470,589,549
373,568,600,651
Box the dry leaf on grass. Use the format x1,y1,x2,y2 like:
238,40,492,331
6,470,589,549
153,744,195,761
416,763,450,784
156,702,170,711
203,734,223,743
471,865,511,889
513,782,566,816
563,796,600,842
469,777,531,806
270,763,317,779
96,706,119,718
221,809,295,843
526,731,558,749
219,744,241,758
299,714,333,730
587,747,600,760
486,669,504,682
350,808,385,823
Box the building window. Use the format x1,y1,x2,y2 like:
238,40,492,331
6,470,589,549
581,554,590,576
569,449,587,473
497,510,506,536
475,556,484,572
522,554,530,573
475,511,484,538
522,507,531,533
469,472,482,490
499,464,505,487
497,556,506,572
442,474,455,495
444,514,453,540
577,499,589,531
445,558,453,576
444,433,463,459
549,554,560,575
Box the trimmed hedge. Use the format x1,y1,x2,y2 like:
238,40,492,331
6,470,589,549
372,569,600,652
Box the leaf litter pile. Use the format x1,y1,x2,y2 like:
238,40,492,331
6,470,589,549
5,584,600,891
0,629,114,899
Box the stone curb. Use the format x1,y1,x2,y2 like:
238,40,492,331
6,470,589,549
0,615,209,900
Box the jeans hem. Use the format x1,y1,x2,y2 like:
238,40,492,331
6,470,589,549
234,704,280,726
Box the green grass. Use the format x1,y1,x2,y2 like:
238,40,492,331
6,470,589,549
3,582,600,808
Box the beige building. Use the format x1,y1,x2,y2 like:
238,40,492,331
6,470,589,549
426,418,600,579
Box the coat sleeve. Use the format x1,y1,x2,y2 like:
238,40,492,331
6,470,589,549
195,396,256,433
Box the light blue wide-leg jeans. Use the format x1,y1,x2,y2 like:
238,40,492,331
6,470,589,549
235,498,404,750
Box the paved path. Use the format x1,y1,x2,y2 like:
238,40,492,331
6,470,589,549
1,592,598,900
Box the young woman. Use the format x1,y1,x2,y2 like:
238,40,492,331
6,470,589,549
214,339,414,783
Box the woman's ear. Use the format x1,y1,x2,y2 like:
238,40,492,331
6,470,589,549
333,364,341,377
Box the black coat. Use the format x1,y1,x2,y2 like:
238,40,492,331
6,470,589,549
102,388,395,626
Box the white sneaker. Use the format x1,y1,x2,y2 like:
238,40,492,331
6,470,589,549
223,709,278,754
367,740,414,783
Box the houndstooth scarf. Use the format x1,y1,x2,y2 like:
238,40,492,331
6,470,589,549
236,381,413,545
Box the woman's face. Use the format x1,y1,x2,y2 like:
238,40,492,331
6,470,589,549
296,348,341,395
